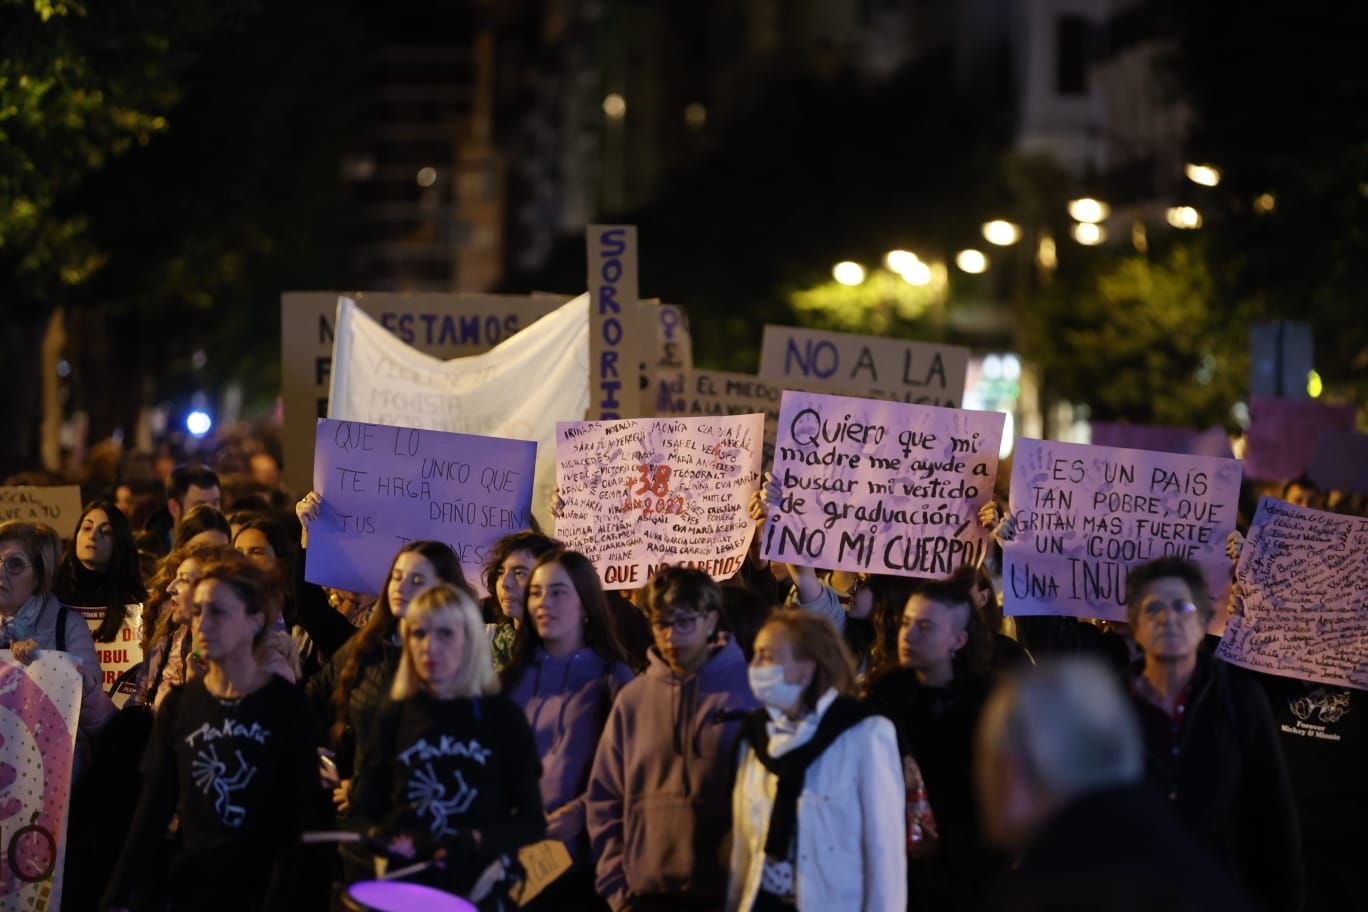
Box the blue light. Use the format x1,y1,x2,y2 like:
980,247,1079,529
186,410,213,436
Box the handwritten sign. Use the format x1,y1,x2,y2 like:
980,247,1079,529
1002,439,1242,623
0,486,83,533
1090,422,1233,459
279,291,565,498
1244,396,1355,482
514,839,573,906
762,391,1002,578
1309,427,1368,495
587,225,641,420
1217,498,1368,689
306,419,537,598
638,300,692,417
70,604,144,705
555,414,764,589
758,326,969,407
0,652,81,910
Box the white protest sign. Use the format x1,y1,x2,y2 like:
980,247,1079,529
308,419,537,598
328,294,589,532
70,604,144,704
758,325,969,407
555,414,764,589
1002,439,1242,624
280,291,566,497
0,486,83,533
1217,498,1368,690
0,652,81,910
762,391,1003,578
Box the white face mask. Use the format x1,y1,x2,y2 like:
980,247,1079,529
748,664,806,713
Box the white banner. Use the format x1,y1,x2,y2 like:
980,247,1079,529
328,294,590,531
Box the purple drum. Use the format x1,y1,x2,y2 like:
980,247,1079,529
343,880,477,912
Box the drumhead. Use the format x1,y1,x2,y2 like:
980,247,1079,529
344,880,476,912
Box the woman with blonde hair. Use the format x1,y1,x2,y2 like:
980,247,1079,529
351,583,545,908
728,610,905,911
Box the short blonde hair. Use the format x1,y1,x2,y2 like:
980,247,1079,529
0,521,61,596
391,583,499,701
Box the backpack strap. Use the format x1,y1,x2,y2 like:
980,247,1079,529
55,603,68,652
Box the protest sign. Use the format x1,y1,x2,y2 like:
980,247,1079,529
1089,422,1233,459
514,840,573,906
762,391,1003,578
280,291,566,497
638,300,692,416
70,604,144,703
1308,427,1368,495
1002,439,1242,624
0,652,81,910
0,486,83,532
327,294,587,532
757,325,969,407
555,413,764,589
306,419,536,598
587,225,641,420
1244,396,1355,482
1217,498,1368,690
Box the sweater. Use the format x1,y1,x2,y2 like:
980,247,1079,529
586,636,759,910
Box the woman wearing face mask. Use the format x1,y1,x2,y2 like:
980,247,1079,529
482,531,561,672
53,501,148,644
305,538,468,817
728,611,905,911
350,584,545,909
586,566,758,912
501,550,633,909
103,554,321,912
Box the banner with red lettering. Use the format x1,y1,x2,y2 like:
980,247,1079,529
71,604,144,708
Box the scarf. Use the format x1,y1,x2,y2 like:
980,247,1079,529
0,594,50,647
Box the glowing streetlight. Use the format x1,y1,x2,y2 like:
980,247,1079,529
901,259,932,285
1067,197,1110,223
955,249,987,274
186,410,213,437
981,220,1022,246
1166,206,1202,229
684,102,707,130
416,166,437,188
884,250,917,273
1036,233,1057,270
1307,370,1323,399
1071,221,1105,246
603,93,627,119
1254,192,1276,214
833,261,866,286
1185,163,1222,187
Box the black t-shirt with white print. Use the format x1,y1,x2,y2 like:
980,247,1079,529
103,675,320,911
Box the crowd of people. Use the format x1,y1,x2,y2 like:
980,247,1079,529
0,430,1363,912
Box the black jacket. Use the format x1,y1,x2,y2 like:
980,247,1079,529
305,634,403,779
1129,655,1303,912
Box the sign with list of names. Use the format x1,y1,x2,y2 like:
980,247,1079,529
1217,497,1368,690
1002,439,1242,624
762,391,1003,578
555,414,764,590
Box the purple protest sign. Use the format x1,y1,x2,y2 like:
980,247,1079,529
306,419,537,597
1244,396,1355,482
1002,438,1242,624
1090,422,1233,459
1308,427,1368,495
762,390,1003,578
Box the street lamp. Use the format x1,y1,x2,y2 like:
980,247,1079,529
603,93,627,119
982,220,1022,246
1067,198,1110,223
1185,163,1222,187
885,250,917,273
1071,222,1106,245
955,249,988,274
833,261,866,286
1166,206,1202,229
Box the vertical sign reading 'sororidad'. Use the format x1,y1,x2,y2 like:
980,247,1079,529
587,225,640,420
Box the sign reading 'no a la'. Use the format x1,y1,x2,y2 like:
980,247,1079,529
758,326,969,408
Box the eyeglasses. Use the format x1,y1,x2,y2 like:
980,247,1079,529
1140,598,1198,619
651,613,703,635
1,555,33,576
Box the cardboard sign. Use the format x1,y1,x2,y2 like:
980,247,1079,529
70,604,144,704
762,391,1003,578
555,414,764,589
1217,498,1368,690
0,486,83,533
757,325,969,407
306,419,537,598
1002,439,1242,623
1308,427,1368,495
280,291,566,497
515,839,573,906
638,300,692,417
1089,422,1233,459
586,225,641,420
1244,396,1355,482
0,652,81,910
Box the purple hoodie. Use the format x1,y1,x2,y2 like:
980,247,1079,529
507,646,634,858
586,635,758,910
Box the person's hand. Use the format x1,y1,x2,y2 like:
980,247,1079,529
332,781,351,814
1225,530,1244,563
187,650,208,679
748,472,778,522
296,491,322,547
10,639,38,665
387,834,416,860
978,500,1001,529
996,512,1018,543
469,855,508,904
549,485,566,520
